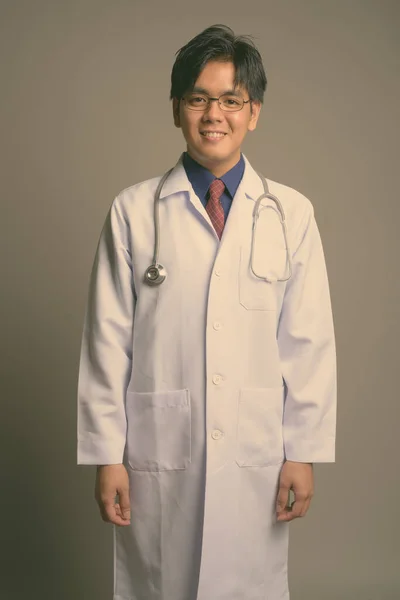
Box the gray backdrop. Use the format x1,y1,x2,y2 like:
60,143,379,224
1,1,399,599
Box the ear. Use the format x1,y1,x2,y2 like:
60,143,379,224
172,98,181,128
248,101,262,132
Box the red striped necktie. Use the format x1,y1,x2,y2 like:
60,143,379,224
206,179,225,240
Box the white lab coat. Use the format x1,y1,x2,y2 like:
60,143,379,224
77,152,337,600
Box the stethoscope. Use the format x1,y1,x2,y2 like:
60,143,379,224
143,168,293,286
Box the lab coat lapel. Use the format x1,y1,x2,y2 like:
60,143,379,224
159,152,266,249
219,153,265,249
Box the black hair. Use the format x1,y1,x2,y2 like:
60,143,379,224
170,24,267,111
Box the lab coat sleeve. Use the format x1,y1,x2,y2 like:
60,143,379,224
77,196,134,465
277,202,337,463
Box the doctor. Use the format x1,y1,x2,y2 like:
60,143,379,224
77,23,337,600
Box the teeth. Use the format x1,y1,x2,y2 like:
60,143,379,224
202,132,225,138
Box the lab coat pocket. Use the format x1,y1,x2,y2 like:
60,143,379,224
126,388,191,471
235,386,284,467
239,246,277,311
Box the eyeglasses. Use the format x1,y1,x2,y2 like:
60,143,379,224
182,93,250,112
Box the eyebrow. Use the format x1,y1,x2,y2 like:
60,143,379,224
191,86,243,97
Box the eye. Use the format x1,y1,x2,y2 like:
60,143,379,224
189,95,206,104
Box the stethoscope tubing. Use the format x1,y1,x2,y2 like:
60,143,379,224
143,168,293,286
251,176,292,282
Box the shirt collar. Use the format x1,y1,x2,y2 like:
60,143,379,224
182,151,245,201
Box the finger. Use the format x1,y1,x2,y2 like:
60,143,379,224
299,496,312,517
291,489,307,514
114,502,131,523
276,489,295,521
101,499,130,527
277,494,311,521
293,488,314,518
114,503,131,526
118,489,131,521
276,499,294,521
276,485,290,516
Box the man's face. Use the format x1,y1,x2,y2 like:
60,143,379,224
173,60,261,177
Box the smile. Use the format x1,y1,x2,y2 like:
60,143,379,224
200,132,227,141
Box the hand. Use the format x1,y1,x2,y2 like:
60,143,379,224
95,464,131,527
276,461,314,522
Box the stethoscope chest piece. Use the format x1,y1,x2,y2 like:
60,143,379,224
143,264,167,286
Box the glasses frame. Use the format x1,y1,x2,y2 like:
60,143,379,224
181,93,251,112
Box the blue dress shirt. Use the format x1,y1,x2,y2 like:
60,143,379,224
182,151,245,222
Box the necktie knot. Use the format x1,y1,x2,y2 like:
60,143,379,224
206,179,225,240
208,178,225,202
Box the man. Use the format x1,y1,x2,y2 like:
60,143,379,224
77,24,337,600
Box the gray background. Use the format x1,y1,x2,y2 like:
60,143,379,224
1,1,399,599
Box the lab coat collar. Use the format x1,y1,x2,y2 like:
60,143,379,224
159,152,264,203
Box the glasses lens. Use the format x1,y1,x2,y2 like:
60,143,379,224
185,94,208,110
184,93,244,111
220,94,244,111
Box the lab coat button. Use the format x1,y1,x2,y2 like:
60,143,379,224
211,430,223,440
213,321,222,330
212,374,222,384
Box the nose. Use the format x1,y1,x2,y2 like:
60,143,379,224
203,98,224,119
